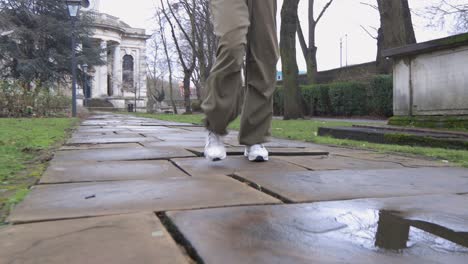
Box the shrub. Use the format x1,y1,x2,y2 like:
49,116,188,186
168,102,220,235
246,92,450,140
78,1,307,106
191,100,202,112
273,86,284,116
328,82,368,116
368,75,393,117
274,75,393,117
302,84,332,116
0,82,70,117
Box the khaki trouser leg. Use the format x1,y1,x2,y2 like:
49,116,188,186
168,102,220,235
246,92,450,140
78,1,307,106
239,0,279,145
202,0,279,145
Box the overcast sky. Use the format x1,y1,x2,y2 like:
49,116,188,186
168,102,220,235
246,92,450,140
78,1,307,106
99,0,452,71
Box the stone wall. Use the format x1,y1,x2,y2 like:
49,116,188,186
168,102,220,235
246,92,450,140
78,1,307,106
279,61,380,86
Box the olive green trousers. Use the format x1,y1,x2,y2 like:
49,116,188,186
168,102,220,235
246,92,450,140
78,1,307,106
202,0,279,146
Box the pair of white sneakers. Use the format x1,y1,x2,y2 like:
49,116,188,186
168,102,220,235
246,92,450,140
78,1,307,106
204,131,269,162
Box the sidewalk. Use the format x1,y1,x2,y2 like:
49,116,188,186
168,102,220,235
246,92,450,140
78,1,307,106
1,113,467,263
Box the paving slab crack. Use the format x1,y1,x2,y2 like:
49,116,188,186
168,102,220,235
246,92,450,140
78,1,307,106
169,160,193,177
156,212,205,264
228,174,292,203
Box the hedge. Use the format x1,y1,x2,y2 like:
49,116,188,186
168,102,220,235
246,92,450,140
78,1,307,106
274,75,393,117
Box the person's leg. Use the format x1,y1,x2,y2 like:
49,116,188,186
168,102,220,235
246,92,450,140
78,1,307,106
239,0,279,146
202,0,250,136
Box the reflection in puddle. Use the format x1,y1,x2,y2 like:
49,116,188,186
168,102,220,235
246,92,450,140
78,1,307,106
331,209,468,253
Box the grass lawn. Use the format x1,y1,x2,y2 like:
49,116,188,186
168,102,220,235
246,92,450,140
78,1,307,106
132,113,468,167
0,118,77,223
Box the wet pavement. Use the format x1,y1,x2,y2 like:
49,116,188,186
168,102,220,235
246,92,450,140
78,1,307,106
1,113,467,263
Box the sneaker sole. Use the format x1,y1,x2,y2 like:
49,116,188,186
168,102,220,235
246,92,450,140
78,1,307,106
205,154,227,162
248,155,269,162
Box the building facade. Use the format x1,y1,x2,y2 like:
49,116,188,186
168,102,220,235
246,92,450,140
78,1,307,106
82,0,150,110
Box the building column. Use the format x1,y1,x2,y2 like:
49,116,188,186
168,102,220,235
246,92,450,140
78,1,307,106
98,40,108,96
113,45,121,96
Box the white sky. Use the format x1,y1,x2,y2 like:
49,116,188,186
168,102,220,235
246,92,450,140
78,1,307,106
100,0,453,71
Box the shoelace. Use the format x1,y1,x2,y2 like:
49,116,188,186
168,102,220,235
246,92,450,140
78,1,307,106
207,132,221,146
250,144,265,151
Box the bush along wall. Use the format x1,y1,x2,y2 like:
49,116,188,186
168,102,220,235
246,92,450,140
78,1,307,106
274,75,393,118
0,82,71,117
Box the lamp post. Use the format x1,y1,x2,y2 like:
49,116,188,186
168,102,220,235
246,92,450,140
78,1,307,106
82,63,89,106
66,0,82,117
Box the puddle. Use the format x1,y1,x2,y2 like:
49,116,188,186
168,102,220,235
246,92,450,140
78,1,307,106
329,209,468,253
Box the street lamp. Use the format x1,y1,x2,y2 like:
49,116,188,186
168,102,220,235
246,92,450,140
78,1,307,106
82,64,89,106
66,0,82,117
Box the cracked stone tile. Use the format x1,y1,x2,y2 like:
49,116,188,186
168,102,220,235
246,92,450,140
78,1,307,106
234,167,468,202
168,194,468,264
275,155,405,170
8,177,279,223
172,156,307,178
186,147,328,157
40,160,189,183
60,143,143,151
53,147,196,162
0,213,188,264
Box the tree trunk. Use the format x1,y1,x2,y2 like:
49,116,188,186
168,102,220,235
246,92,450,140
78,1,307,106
183,72,192,114
281,0,303,120
377,0,416,73
306,0,317,83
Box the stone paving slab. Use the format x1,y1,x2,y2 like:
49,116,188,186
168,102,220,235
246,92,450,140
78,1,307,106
60,143,143,151
186,147,329,157
76,128,129,133
67,136,159,145
334,151,450,167
40,160,189,184
172,156,307,177
0,213,188,264
142,141,206,148
224,138,320,148
168,194,468,264
141,122,197,126
275,155,406,170
53,147,196,162
234,167,468,202
8,177,280,223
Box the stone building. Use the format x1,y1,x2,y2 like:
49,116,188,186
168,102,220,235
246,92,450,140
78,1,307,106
81,0,150,110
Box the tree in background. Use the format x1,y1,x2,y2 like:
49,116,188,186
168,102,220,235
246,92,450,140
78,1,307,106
376,0,416,73
297,0,334,84
280,0,303,120
425,0,468,33
154,8,178,113
0,0,103,89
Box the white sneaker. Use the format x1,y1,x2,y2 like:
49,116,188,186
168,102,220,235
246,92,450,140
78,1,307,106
244,144,269,162
204,131,226,161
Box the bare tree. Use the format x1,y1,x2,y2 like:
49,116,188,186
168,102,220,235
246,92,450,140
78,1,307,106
375,0,416,73
424,0,468,32
281,0,303,119
156,8,178,114
297,0,335,84
160,0,197,114
191,0,217,100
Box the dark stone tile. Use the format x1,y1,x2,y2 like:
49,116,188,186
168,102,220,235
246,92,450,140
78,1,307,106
67,137,158,145
276,155,405,170
235,167,468,202
40,160,189,183
0,213,188,264
168,195,468,264
186,147,328,157
173,156,307,177
60,143,143,151
8,177,279,223
53,147,196,162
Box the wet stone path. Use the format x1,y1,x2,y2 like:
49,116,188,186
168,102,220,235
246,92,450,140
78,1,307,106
1,113,467,263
